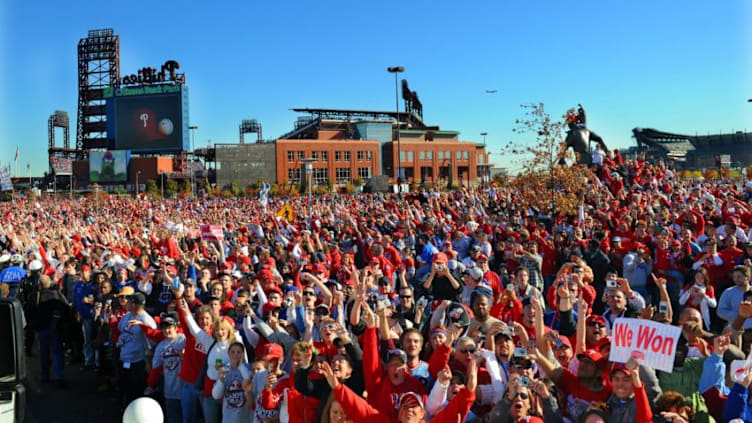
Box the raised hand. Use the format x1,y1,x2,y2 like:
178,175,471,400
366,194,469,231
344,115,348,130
319,362,339,389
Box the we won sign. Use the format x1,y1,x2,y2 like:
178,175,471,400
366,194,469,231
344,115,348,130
609,318,681,373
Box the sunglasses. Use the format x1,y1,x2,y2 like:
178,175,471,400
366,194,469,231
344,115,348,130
511,362,532,370
399,295,412,300
459,347,476,354
303,291,316,297
513,392,530,400
321,323,336,330
315,309,330,317
588,321,606,329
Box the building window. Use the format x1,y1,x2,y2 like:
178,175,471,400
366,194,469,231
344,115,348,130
313,168,329,185
311,151,319,161
407,151,414,162
336,167,351,184
321,151,328,161
298,151,305,160
438,151,444,160
357,151,364,161
400,151,406,161
456,151,461,160
358,167,372,179
344,151,351,161
427,151,433,160
419,151,425,160
366,151,372,160
463,151,469,160
288,168,301,183
335,151,342,161
287,151,295,162
446,151,451,160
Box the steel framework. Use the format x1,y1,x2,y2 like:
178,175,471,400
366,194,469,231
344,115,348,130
239,119,262,143
48,110,74,171
76,29,120,159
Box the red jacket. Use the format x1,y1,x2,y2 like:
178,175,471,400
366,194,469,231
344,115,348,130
333,383,475,423
177,305,209,385
362,327,427,423
261,371,320,423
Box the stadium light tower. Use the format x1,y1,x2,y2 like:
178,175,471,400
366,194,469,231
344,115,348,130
480,132,488,147
387,66,404,189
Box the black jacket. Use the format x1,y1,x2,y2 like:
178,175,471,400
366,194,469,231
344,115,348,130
31,288,70,331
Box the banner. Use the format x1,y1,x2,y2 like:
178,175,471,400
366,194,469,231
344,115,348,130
200,224,224,241
51,157,73,175
0,166,12,191
610,318,681,373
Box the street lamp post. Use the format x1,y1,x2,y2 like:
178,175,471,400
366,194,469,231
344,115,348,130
135,171,141,197
189,125,198,196
301,159,315,223
387,66,404,190
161,173,165,199
480,132,488,147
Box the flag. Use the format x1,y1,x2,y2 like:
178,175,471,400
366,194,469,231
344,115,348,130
14,147,18,162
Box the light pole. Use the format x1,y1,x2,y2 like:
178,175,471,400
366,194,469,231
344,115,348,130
189,125,198,196
135,171,141,197
160,173,165,199
480,132,488,147
387,66,404,189
301,158,315,225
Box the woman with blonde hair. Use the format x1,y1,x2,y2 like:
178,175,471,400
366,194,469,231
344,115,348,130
320,395,353,423
178,297,243,423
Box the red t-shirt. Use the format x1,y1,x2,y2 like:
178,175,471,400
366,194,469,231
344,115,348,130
558,368,612,419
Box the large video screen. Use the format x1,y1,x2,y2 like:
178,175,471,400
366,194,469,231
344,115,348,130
106,86,189,152
89,150,130,182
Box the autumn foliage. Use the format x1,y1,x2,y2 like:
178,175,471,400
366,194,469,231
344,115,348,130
503,103,596,216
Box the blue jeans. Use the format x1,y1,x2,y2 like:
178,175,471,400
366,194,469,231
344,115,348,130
201,394,221,423
181,382,201,423
165,398,182,423
81,318,97,366
38,328,64,381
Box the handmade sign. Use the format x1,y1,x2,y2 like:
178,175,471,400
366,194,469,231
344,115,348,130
610,318,681,373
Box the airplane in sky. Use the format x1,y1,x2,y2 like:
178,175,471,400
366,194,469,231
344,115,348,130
485,90,497,93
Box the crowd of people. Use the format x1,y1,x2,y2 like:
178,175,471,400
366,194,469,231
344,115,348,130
4,151,752,423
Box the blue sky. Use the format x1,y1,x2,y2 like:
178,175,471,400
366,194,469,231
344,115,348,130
1,1,751,176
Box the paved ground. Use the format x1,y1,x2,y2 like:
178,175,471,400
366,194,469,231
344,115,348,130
24,347,122,423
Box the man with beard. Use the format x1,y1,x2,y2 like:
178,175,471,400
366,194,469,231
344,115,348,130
533,347,612,421
467,286,501,335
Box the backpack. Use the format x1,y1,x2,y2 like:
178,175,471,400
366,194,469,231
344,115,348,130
194,339,218,390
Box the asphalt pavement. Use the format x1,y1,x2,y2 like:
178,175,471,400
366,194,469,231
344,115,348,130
24,346,122,423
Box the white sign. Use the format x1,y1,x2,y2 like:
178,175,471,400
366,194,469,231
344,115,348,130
609,318,681,373
0,166,12,191
200,224,224,241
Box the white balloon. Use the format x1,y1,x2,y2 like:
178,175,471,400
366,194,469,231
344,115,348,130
122,397,163,423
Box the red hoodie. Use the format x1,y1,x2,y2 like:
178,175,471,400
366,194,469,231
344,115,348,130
362,327,427,423
333,383,475,423
261,371,320,423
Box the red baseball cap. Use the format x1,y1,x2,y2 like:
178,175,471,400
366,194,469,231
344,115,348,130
81,265,92,272
257,269,273,282
476,254,489,262
433,253,448,264
587,314,607,326
609,363,632,378
577,349,606,368
262,302,281,316
261,343,284,361
398,392,425,410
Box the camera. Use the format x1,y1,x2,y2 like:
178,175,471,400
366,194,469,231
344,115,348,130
285,298,294,308
376,295,391,311
606,279,619,289
513,347,528,358
518,376,530,387
658,301,668,314
434,264,445,272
